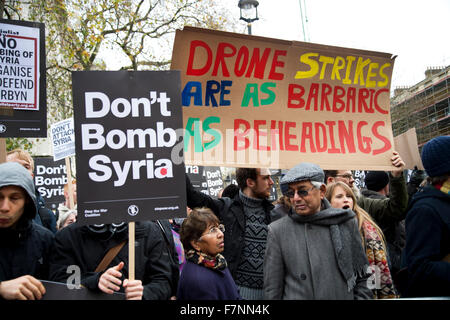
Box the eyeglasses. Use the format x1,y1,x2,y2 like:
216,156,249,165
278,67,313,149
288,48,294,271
335,173,353,179
199,224,225,239
285,186,316,199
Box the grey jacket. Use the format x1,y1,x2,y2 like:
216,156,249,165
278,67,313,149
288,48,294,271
264,201,372,300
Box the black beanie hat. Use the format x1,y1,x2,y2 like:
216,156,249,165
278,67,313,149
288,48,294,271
421,136,450,177
365,170,389,191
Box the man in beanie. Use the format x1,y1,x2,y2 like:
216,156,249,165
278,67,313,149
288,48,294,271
404,136,450,297
264,162,372,299
362,170,406,279
363,171,390,198
0,162,54,300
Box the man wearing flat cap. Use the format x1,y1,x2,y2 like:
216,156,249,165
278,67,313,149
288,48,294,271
263,162,372,300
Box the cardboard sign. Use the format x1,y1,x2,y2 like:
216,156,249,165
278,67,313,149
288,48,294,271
171,27,396,170
394,127,424,170
0,19,47,138
50,118,75,161
72,71,187,225
34,157,67,211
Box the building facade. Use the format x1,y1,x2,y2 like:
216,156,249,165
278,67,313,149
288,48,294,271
391,66,449,150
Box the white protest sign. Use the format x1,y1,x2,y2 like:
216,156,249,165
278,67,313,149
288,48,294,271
50,118,75,161
0,21,40,110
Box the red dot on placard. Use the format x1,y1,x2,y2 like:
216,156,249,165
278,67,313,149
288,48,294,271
160,168,167,176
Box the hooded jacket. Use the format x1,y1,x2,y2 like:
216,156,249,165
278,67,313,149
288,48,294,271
404,185,450,297
0,162,54,282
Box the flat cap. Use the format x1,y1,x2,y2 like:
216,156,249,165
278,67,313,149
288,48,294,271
280,162,324,187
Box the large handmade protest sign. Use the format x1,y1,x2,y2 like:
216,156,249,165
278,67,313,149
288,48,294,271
72,71,186,225
171,27,397,170
0,19,47,138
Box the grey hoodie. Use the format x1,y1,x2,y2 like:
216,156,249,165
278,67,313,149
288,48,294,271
0,161,37,221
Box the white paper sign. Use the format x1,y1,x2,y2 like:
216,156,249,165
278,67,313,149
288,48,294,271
51,118,75,161
0,22,41,110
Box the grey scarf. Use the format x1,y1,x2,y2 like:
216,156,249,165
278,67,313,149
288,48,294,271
288,199,369,292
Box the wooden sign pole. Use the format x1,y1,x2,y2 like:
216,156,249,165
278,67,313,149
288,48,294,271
65,157,75,210
0,139,6,163
128,221,135,281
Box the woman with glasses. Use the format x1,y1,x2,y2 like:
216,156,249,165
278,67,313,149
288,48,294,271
177,207,241,300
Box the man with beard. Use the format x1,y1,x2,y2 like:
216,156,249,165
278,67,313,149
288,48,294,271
185,168,274,300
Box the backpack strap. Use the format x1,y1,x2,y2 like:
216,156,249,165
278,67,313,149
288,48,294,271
95,241,127,273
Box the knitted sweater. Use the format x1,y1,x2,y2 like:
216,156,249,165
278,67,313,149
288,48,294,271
234,191,268,291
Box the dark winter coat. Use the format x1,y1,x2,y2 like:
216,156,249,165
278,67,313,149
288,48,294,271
0,219,54,282
404,185,450,297
35,188,57,234
185,175,274,278
49,221,174,300
155,219,181,297
0,162,55,282
177,261,241,300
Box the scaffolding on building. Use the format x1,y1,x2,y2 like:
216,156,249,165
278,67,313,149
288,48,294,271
391,66,450,149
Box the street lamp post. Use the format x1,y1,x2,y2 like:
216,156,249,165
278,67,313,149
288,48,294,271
238,0,259,35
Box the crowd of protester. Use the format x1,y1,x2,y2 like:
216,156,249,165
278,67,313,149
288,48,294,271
0,136,449,300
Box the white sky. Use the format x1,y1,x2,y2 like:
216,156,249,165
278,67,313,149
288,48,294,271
232,0,450,91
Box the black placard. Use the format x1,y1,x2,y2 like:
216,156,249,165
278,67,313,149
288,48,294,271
40,280,125,300
72,71,186,225
33,156,66,212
